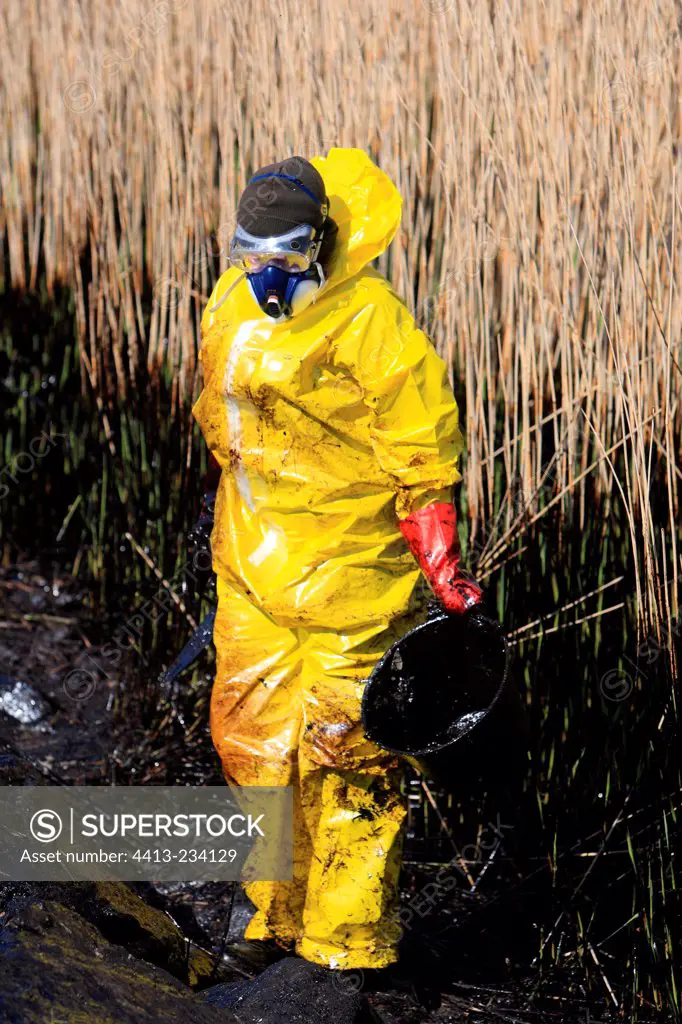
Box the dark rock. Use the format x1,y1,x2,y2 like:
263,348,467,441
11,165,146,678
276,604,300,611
0,898,239,1023
132,880,211,947
223,938,289,972
0,675,51,725
140,880,257,950
0,881,234,989
201,956,380,1023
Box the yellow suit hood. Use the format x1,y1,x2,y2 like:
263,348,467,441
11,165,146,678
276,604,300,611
311,147,402,289
199,147,402,342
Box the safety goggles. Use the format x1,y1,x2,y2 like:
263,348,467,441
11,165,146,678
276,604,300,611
228,223,323,274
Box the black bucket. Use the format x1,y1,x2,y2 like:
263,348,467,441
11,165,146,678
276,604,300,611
361,612,527,788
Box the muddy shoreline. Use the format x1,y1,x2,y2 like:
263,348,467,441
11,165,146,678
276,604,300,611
1,561,663,1022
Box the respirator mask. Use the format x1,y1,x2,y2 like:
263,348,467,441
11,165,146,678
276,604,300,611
229,220,327,320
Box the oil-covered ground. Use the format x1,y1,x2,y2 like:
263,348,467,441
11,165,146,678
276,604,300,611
0,562,671,1023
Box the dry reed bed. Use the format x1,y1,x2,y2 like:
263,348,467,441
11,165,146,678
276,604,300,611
1,0,681,634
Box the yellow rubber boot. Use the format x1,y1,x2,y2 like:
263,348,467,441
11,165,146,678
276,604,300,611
297,768,405,969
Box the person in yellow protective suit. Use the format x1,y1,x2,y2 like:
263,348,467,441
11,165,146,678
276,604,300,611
192,148,483,971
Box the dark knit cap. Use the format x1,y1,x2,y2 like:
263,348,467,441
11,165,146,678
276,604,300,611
237,157,328,238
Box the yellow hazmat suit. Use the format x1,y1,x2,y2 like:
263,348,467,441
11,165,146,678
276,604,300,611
193,148,464,969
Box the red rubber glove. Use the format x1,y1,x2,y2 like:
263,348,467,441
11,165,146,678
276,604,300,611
399,502,483,615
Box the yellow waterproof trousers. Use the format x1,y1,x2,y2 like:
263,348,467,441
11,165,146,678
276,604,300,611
211,575,425,969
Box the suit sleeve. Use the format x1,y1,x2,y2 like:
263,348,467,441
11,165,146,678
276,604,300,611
334,286,464,519
191,275,233,463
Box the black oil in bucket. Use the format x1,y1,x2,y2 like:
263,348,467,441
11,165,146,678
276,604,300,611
361,611,527,788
